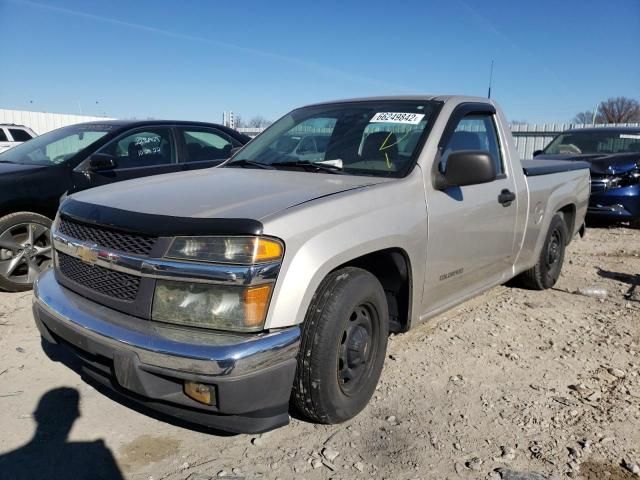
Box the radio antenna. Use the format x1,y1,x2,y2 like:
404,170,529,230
487,60,494,99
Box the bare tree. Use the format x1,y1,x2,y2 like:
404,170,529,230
598,97,640,123
572,110,596,124
233,114,245,128
247,116,272,128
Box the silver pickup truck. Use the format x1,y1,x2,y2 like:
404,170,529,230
33,96,590,433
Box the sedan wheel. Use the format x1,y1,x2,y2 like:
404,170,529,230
0,213,53,292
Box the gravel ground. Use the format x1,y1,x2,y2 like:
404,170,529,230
0,226,638,480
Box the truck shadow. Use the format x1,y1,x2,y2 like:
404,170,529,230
41,340,236,437
597,268,640,302
0,387,124,480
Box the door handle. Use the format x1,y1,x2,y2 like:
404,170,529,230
498,189,516,206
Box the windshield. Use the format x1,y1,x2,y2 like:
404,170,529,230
544,130,640,155
0,124,114,165
226,100,439,177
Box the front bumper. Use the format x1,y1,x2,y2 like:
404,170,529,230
588,184,640,220
33,269,301,433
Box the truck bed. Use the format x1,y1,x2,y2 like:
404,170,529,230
522,159,590,176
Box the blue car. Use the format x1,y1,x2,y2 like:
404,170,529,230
535,127,640,224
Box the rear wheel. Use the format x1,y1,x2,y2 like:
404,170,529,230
0,212,53,292
518,212,567,290
292,267,388,424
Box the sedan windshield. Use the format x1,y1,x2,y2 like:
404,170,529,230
0,124,114,165
225,100,439,177
544,130,640,155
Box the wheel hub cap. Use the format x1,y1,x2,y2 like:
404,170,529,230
337,304,377,395
346,326,369,367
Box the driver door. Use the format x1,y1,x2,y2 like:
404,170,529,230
422,104,519,313
73,127,180,191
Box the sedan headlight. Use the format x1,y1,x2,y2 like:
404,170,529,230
166,236,283,264
152,280,272,332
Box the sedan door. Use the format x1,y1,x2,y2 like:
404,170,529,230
178,127,242,171
72,127,181,190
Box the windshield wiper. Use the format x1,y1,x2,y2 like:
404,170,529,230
0,160,16,164
272,160,344,174
225,159,274,170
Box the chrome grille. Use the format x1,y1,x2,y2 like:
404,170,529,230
58,217,157,256
57,252,140,301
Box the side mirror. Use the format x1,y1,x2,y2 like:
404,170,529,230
435,151,496,189
88,153,117,171
229,146,243,157
533,150,543,157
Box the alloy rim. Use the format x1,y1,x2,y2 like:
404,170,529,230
0,222,52,285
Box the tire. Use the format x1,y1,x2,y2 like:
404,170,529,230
292,267,389,424
0,212,53,292
518,212,568,290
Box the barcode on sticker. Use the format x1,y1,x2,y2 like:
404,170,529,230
370,112,425,124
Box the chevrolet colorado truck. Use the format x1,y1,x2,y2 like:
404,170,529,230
33,96,590,433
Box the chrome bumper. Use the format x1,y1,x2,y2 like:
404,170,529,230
33,269,300,377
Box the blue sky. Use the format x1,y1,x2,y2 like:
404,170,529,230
1,0,638,123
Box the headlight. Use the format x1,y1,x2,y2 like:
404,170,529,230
166,236,283,264
152,280,272,332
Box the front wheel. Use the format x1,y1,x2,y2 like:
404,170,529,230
292,267,389,424
0,212,53,292
517,212,568,290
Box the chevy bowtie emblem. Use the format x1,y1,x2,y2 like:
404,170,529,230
76,243,99,264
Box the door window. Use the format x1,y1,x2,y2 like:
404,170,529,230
181,129,236,162
441,114,504,175
99,128,175,168
0,129,7,142
9,128,33,142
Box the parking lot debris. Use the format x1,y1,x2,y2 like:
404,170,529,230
607,367,626,379
250,436,264,447
574,287,608,299
466,457,483,471
622,458,640,477
494,468,550,479
321,447,339,462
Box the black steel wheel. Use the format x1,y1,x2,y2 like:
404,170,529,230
292,267,388,424
518,212,568,290
0,212,52,292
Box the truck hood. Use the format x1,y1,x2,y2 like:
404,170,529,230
69,167,390,220
534,153,639,175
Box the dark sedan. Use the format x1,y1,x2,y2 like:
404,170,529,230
0,120,250,291
534,127,640,225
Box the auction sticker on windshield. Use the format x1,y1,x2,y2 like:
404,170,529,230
370,112,425,124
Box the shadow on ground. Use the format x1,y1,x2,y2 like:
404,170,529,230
597,268,640,301
0,387,124,480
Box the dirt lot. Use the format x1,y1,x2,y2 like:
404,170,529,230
0,226,638,480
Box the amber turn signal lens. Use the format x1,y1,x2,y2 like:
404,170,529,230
254,238,283,262
243,284,272,328
184,381,216,406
